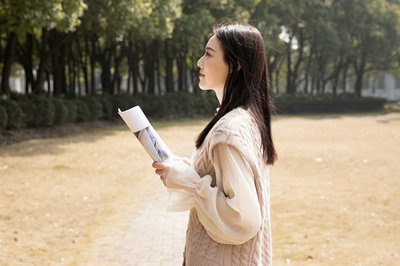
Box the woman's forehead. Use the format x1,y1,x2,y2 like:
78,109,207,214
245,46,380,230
206,35,221,51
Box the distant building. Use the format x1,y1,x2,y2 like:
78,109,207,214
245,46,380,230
360,72,400,101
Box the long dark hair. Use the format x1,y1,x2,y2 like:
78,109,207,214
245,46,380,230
195,22,277,165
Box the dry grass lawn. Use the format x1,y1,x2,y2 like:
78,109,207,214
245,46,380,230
0,112,399,265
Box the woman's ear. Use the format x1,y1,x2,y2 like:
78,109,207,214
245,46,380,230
237,62,241,71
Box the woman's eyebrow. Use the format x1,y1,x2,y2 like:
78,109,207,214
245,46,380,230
205,46,216,52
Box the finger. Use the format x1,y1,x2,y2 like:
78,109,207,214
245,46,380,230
155,169,165,176
152,162,165,169
160,176,166,186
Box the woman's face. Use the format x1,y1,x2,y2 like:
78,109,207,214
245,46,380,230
197,34,229,103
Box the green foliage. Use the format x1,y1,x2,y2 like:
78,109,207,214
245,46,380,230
0,0,87,35
136,91,218,118
0,100,24,129
97,96,113,119
83,96,102,121
0,105,8,131
52,98,68,125
195,92,220,115
274,94,386,114
32,96,55,126
75,99,91,122
18,97,39,127
64,100,78,123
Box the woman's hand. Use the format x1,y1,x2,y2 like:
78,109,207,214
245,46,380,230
152,157,191,187
152,161,171,186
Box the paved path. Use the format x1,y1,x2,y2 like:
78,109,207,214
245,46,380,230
90,175,189,265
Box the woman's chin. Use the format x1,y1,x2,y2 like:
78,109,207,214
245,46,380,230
198,85,210,91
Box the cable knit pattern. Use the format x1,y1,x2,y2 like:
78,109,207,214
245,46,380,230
183,107,272,266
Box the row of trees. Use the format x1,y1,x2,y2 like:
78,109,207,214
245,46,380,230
1,0,400,99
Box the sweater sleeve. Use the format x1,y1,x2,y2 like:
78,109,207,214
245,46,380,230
165,143,261,245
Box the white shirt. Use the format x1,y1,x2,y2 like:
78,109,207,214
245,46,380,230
165,143,262,245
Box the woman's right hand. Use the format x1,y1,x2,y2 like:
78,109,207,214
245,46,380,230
152,157,192,187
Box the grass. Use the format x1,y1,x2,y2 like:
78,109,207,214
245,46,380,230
0,112,399,265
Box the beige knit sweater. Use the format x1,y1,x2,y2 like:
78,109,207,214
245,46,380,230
165,107,272,265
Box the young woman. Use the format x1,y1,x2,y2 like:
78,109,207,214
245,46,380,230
152,22,277,265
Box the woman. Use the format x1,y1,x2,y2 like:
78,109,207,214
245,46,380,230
152,22,277,265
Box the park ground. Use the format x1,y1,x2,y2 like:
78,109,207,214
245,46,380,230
0,112,399,265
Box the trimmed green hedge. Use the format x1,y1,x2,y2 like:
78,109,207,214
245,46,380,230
0,105,7,131
75,99,91,122
274,94,387,114
83,96,102,121
53,98,68,125
19,97,38,127
0,99,24,129
0,92,387,131
32,96,55,126
64,100,78,123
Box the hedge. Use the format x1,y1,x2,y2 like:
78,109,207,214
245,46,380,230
0,105,7,131
53,98,68,125
18,97,38,127
32,96,55,126
64,99,78,123
82,96,102,121
0,92,388,131
75,99,91,122
274,94,387,114
0,99,24,129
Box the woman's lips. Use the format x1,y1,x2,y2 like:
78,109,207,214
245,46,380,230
199,74,205,78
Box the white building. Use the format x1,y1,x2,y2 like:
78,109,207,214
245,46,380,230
361,72,400,101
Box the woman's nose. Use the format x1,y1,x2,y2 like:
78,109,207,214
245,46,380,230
197,56,203,68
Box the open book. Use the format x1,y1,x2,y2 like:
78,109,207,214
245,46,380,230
118,106,173,162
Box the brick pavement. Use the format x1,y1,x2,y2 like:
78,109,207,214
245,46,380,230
90,175,189,266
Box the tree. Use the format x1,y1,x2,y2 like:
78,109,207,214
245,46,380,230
334,0,400,96
0,0,86,97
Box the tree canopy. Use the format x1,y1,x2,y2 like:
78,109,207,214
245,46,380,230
1,0,399,98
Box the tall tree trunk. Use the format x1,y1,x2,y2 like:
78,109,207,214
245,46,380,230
101,41,113,94
156,51,161,95
146,41,157,94
291,29,304,94
61,40,67,95
342,62,349,94
89,35,97,94
353,56,366,97
190,69,196,94
117,76,121,94
275,68,280,94
24,33,34,94
78,37,89,95
285,39,293,94
50,30,67,97
46,70,51,95
354,71,364,97
15,33,34,94
177,56,184,92
1,32,17,98
71,54,77,95
165,39,174,93
112,43,124,95
183,51,188,92
34,29,49,94
132,53,139,94
77,66,82,96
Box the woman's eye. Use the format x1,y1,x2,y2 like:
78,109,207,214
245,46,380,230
205,52,210,56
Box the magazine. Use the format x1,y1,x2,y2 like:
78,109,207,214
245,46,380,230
118,106,173,162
